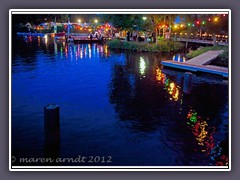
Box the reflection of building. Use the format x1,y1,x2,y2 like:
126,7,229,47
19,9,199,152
64,43,110,60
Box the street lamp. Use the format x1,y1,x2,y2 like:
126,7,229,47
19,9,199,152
142,16,147,21
78,19,81,24
94,19,98,23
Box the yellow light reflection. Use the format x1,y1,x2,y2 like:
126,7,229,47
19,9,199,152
167,82,179,101
88,44,92,59
196,121,208,146
44,35,48,44
187,109,215,154
156,66,179,101
37,36,40,47
104,45,108,56
156,67,162,81
139,57,146,76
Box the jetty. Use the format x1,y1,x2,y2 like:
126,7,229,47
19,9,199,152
161,50,228,77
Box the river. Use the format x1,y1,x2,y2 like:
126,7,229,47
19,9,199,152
11,36,229,166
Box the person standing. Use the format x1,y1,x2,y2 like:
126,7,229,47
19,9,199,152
127,31,130,41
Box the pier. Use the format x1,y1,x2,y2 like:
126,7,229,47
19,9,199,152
161,50,228,77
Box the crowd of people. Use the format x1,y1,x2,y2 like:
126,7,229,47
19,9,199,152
126,31,157,43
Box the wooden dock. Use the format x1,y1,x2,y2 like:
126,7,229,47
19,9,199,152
161,50,228,77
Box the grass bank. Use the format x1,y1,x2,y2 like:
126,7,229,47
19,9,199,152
186,46,224,59
107,39,184,53
186,46,228,67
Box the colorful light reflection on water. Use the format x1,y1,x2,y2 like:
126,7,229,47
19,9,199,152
12,36,229,166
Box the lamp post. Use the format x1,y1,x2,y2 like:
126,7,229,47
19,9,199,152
142,17,147,42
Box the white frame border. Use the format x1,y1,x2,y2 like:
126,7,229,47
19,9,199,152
9,9,231,171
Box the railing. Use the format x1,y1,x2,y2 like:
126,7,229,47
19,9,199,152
175,37,228,46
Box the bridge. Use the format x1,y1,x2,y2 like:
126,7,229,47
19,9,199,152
175,37,228,46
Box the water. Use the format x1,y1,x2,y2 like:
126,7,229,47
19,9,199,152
12,36,229,166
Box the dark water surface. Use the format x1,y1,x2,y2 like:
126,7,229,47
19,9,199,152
12,36,229,166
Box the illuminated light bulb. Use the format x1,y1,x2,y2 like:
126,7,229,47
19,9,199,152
202,21,205,25
214,17,218,22
188,23,191,26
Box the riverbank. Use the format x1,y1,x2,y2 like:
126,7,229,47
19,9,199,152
187,46,228,67
162,50,228,77
107,39,184,53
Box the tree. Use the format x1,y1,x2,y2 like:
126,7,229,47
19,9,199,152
203,14,228,46
100,14,134,30
176,14,228,46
